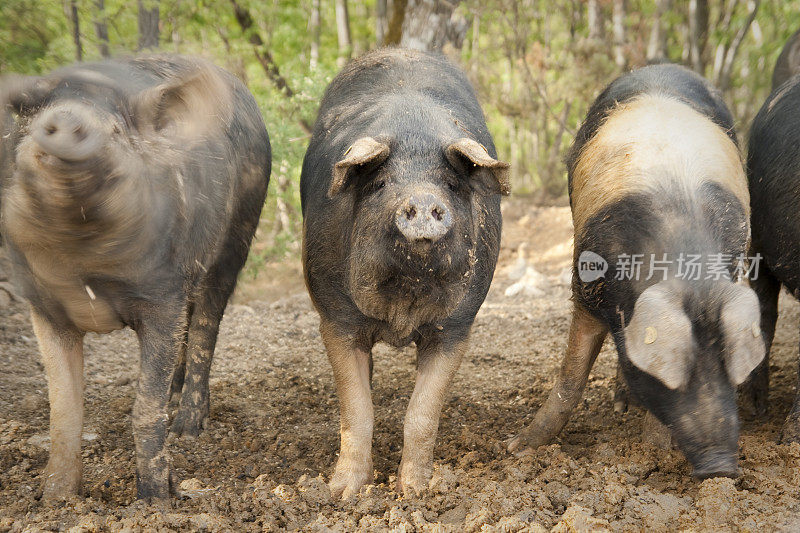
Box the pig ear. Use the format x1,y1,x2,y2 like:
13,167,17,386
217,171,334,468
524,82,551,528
445,138,510,196
0,75,53,115
329,137,390,197
134,64,233,140
624,282,694,390
719,283,766,385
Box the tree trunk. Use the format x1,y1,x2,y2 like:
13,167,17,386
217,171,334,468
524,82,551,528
137,0,159,51
646,0,671,63
376,0,388,47
386,0,407,45
688,0,709,73
712,0,760,92
93,0,110,58
612,0,626,68
310,0,321,69
70,0,82,62
229,0,312,134
335,0,352,67
587,0,604,41
399,0,466,52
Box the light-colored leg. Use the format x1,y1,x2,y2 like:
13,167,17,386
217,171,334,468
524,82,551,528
31,308,85,499
508,304,607,454
397,337,467,496
321,320,374,499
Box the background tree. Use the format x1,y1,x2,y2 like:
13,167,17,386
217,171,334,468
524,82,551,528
137,0,159,50
1,0,798,267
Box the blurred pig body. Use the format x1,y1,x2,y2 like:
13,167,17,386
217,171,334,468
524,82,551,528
0,55,270,501
301,49,508,498
747,74,800,443
509,64,764,479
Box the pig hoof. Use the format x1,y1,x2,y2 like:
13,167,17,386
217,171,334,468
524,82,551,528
613,386,629,414
396,464,431,497
779,414,800,444
41,463,82,500
506,432,543,456
170,406,208,438
328,461,372,500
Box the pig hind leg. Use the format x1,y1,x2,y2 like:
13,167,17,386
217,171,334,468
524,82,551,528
740,263,780,418
508,304,607,453
31,309,85,499
170,217,259,438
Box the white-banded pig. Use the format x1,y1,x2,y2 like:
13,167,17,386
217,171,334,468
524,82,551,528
0,55,270,501
508,64,764,479
301,49,508,498
746,70,800,443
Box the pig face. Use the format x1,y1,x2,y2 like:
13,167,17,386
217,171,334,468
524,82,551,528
2,63,232,219
327,135,508,336
620,280,765,478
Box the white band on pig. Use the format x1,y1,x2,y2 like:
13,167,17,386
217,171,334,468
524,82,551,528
719,283,766,386
624,282,694,390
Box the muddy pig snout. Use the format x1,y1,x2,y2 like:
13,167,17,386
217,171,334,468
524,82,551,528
395,193,453,243
691,448,739,480
31,105,105,163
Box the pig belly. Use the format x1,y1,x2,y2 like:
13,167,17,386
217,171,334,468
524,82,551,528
61,291,124,333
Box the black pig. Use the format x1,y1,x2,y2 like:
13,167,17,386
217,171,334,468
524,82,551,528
301,49,508,498
772,28,800,90
746,73,800,443
509,64,764,479
0,55,270,501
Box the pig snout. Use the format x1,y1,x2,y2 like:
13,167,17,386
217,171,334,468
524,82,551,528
395,193,453,243
31,106,104,163
691,448,740,480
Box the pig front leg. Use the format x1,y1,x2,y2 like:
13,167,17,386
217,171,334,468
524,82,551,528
321,320,374,499
508,304,607,454
133,299,187,502
31,308,85,499
780,329,800,444
740,263,779,418
397,332,467,496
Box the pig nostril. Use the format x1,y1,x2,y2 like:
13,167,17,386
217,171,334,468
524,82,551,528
431,207,443,221
45,125,57,135
73,126,87,142
406,206,416,220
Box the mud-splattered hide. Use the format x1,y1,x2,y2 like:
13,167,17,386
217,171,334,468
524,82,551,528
301,48,507,498
558,64,761,478
0,55,271,501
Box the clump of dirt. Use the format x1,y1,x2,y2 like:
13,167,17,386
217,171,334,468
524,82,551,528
1,198,798,531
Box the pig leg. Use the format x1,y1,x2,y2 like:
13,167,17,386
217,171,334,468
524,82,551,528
168,321,189,407
613,364,630,414
31,309,85,499
508,304,607,454
780,334,800,443
741,264,779,417
321,320,374,499
172,216,258,438
398,333,467,496
133,299,187,501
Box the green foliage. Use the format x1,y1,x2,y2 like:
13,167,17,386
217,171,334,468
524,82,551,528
1,0,799,271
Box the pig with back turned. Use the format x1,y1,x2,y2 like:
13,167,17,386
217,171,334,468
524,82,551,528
509,64,764,478
745,72,800,443
301,49,508,498
0,55,270,501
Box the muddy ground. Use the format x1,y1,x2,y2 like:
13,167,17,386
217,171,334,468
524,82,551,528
0,199,798,532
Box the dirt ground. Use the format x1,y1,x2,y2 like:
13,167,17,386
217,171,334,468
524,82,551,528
1,198,799,532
